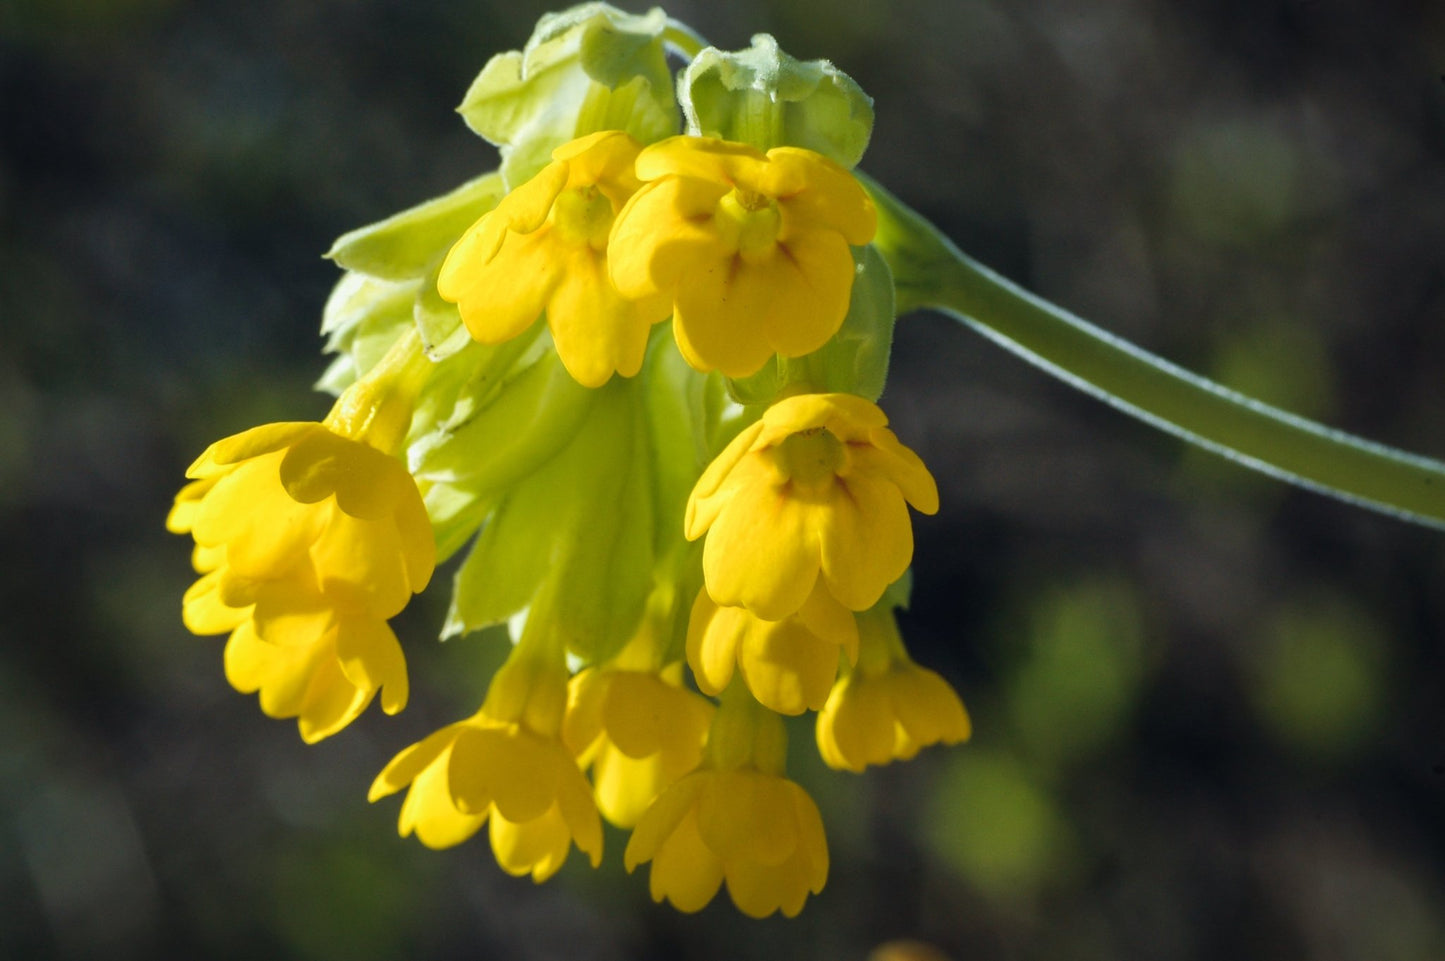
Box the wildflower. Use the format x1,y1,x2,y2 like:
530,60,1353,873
608,136,876,377
816,606,970,772
437,130,671,387
169,336,435,741
625,686,828,917
370,635,604,881
685,392,938,620
564,664,714,827
686,585,858,715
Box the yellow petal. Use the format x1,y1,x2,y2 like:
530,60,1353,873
696,770,797,865
489,807,572,881
648,808,724,913
447,229,561,346
608,176,730,299
449,726,561,823
684,420,767,540
854,427,940,515
685,591,739,696
737,614,840,715
669,252,779,378
181,570,249,636
768,146,877,245
817,471,913,611
634,135,766,184
332,613,408,716
296,658,371,743
399,752,486,849
545,248,658,387
701,478,820,620
625,771,706,871
186,422,318,478
369,722,467,802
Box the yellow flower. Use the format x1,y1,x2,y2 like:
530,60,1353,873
686,586,858,715
816,607,970,772
437,130,670,387
686,392,938,620
624,768,828,918
625,684,828,917
369,650,604,882
563,664,715,828
608,136,876,377
169,419,434,741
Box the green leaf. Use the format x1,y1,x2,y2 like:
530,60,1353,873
864,172,1445,530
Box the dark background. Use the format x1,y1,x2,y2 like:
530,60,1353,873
4,1,1445,958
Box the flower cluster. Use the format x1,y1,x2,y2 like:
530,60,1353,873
169,3,969,918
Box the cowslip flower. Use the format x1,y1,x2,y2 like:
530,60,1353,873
685,392,939,621
608,136,876,377
437,129,671,387
816,607,970,772
369,647,604,881
625,689,827,917
169,383,435,741
563,664,715,827
686,585,859,715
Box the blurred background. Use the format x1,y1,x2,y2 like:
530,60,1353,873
3,0,1445,958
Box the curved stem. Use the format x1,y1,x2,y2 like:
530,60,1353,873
862,172,1445,530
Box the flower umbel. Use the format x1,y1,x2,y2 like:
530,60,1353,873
686,392,939,620
609,136,876,377
173,6,977,919
438,130,670,387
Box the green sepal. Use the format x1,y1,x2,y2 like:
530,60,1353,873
728,244,895,404
640,328,719,555
458,3,679,188
412,256,477,363
315,273,418,395
444,379,654,662
410,344,592,498
325,172,505,281
679,33,874,167
423,480,497,567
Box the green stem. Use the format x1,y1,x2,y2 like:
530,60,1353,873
862,172,1445,530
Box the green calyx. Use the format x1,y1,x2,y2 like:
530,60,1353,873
459,3,683,188
679,33,874,167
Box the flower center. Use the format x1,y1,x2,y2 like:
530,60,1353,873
552,185,616,251
716,188,781,263
776,428,845,487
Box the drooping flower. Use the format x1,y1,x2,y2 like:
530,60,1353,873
437,130,671,387
816,606,970,773
685,392,938,621
170,414,434,741
625,687,828,918
563,664,714,827
686,585,858,715
369,642,604,881
608,135,876,377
